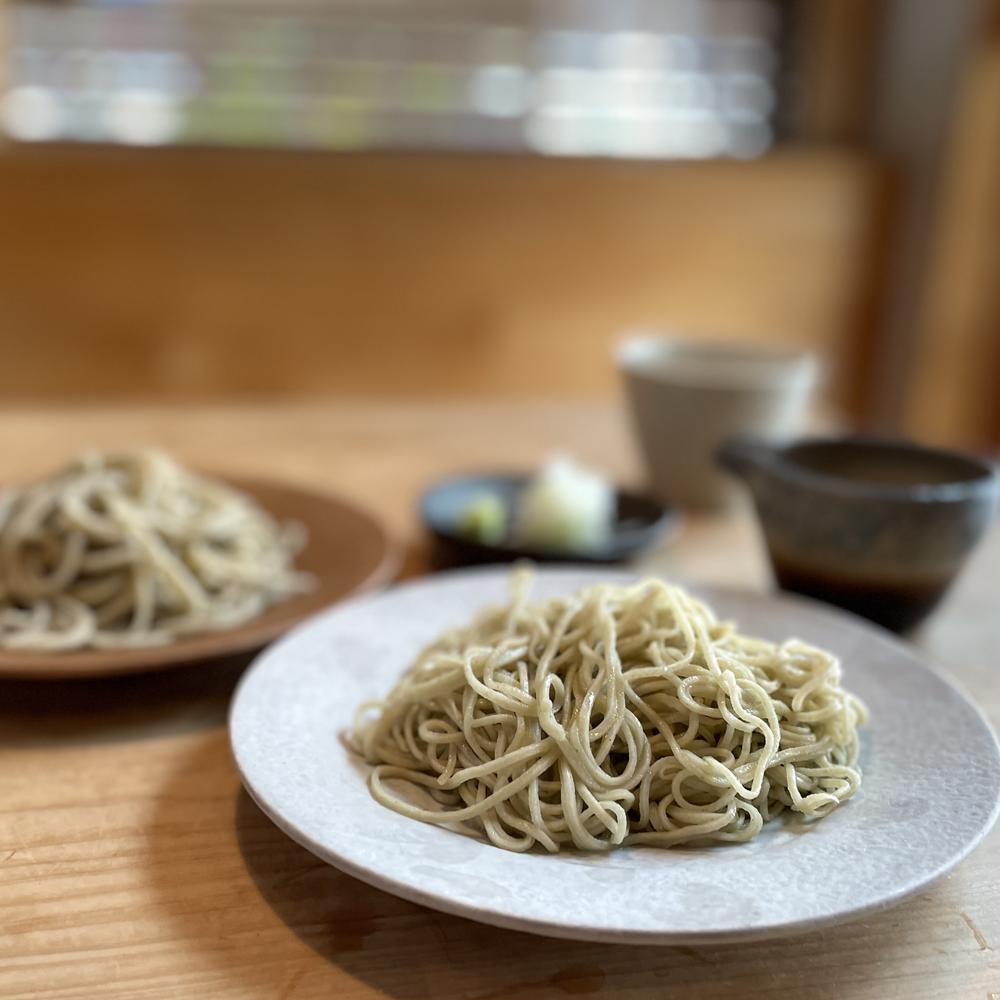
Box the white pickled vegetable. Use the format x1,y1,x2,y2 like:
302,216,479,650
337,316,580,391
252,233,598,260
514,457,613,552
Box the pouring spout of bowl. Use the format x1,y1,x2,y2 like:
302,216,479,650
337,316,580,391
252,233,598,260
716,437,775,485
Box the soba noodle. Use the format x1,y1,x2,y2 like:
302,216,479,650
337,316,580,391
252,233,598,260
351,571,867,852
0,450,310,651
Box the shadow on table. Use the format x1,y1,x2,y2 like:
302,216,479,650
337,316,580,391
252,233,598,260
0,652,253,748
232,791,936,1000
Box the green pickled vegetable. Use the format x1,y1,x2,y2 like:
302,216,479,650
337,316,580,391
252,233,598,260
457,493,507,545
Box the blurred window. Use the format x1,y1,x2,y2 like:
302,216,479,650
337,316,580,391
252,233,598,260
2,0,782,158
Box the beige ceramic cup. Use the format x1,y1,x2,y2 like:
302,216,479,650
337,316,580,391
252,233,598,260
618,334,818,509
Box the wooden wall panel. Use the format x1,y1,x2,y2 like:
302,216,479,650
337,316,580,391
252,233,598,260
0,145,883,403
787,0,882,143
900,22,1000,446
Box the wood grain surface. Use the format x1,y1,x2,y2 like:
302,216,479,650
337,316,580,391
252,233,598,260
1,402,998,1000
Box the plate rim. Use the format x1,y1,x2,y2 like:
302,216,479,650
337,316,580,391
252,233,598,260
230,565,1000,945
0,475,401,680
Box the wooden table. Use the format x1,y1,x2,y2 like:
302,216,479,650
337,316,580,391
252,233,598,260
1,402,998,1000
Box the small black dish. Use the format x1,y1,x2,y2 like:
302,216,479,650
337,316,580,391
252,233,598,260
421,473,676,569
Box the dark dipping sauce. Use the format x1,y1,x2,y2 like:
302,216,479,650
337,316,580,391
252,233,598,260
771,556,951,632
786,440,981,489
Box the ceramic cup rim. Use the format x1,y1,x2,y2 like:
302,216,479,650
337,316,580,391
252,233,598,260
616,332,819,393
725,434,1000,506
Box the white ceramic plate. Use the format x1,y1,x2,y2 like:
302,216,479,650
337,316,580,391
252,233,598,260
230,567,1000,944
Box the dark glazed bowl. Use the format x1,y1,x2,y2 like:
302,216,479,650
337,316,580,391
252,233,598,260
718,436,1000,632
421,473,676,569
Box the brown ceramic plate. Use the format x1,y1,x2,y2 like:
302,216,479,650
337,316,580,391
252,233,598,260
0,476,400,679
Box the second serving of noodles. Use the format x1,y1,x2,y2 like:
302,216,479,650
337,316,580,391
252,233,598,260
0,450,310,651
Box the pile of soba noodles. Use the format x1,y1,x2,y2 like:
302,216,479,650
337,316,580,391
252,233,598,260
0,450,310,651
351,572,867,852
